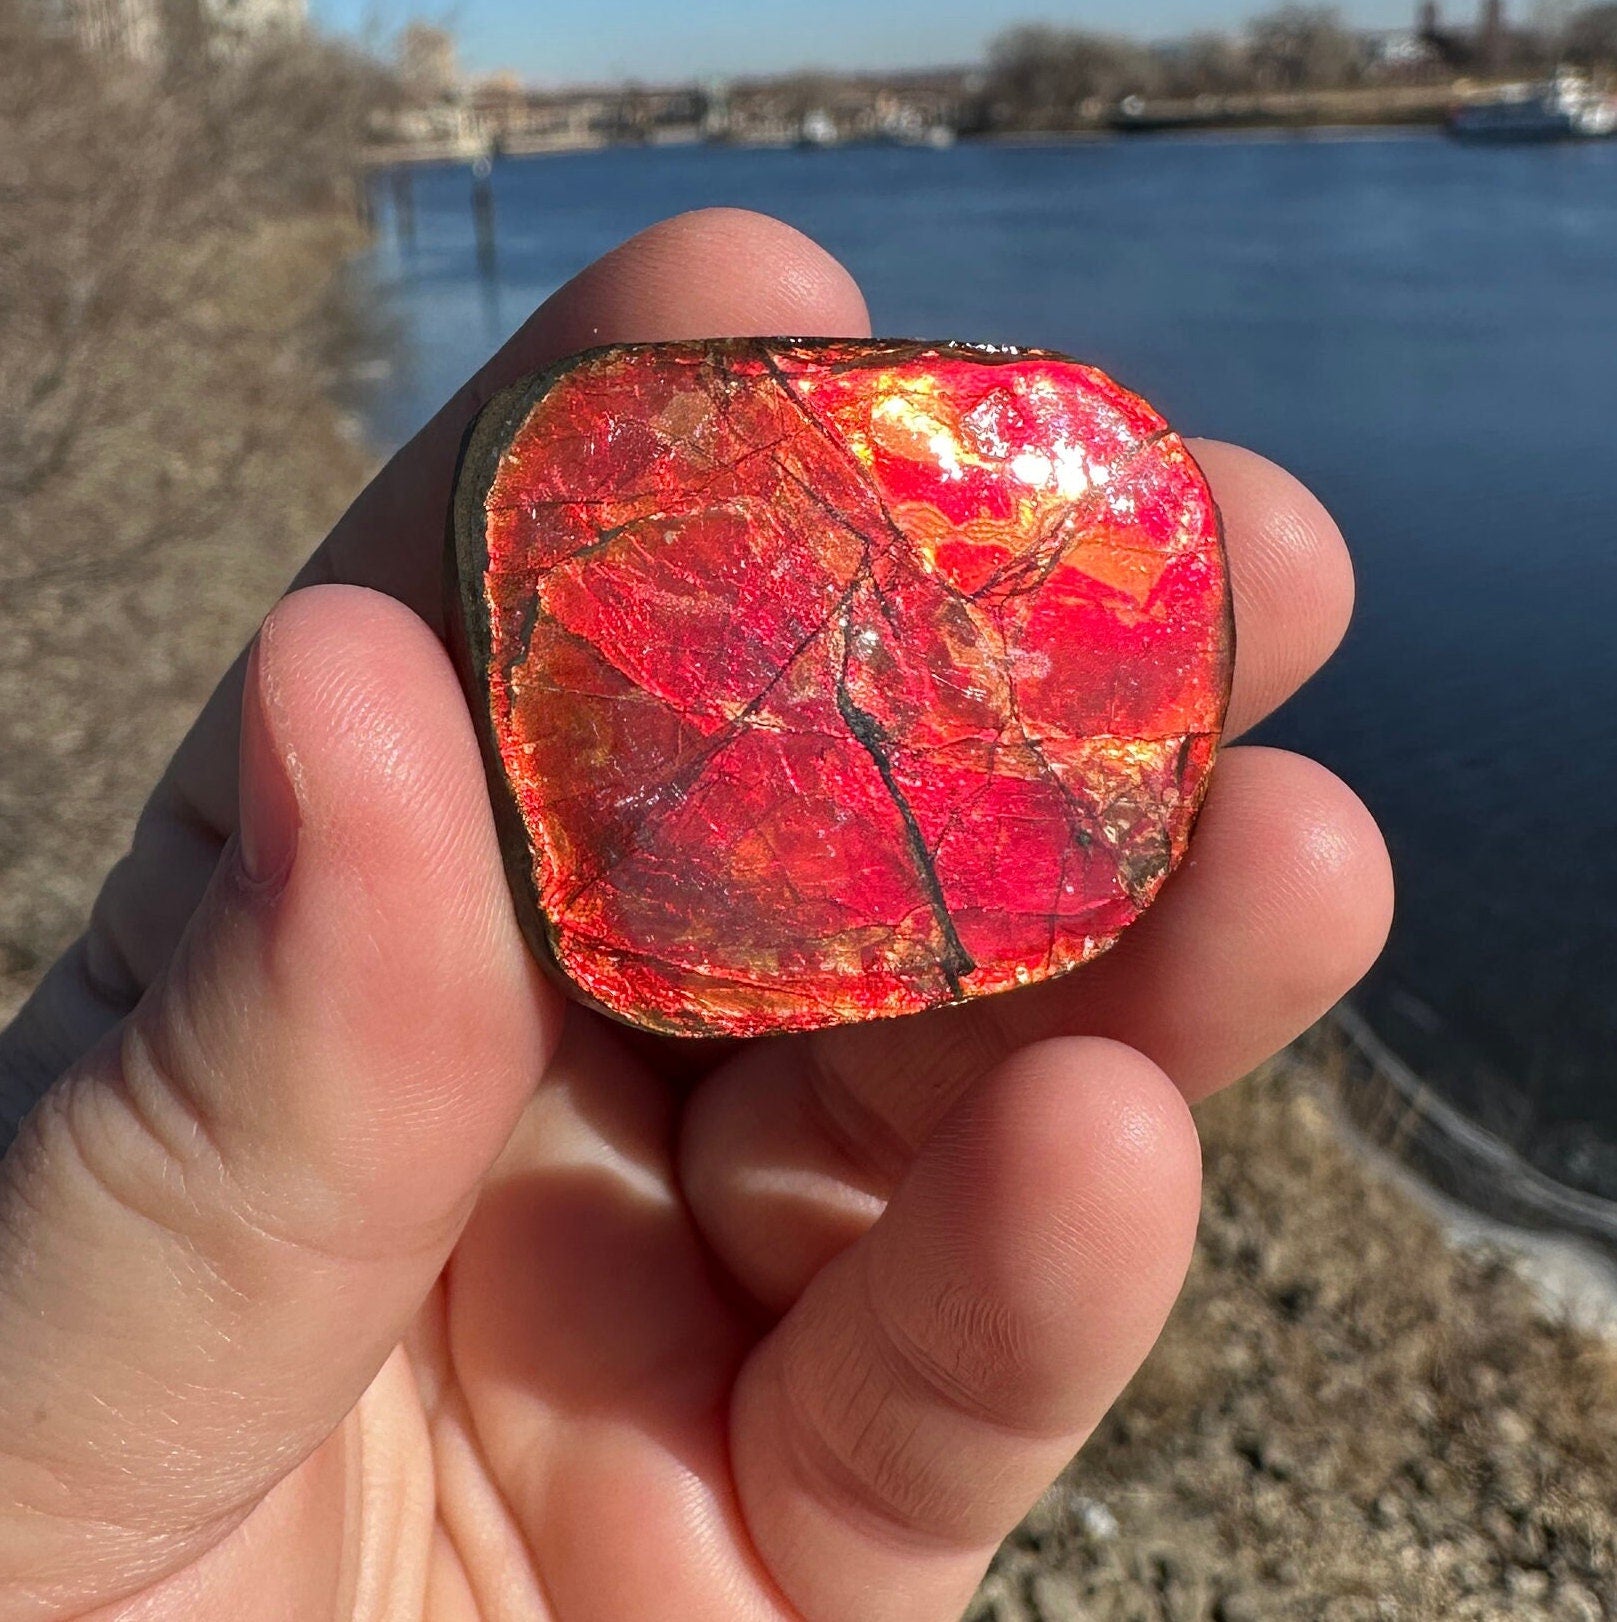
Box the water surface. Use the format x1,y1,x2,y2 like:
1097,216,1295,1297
356,136,1617,1202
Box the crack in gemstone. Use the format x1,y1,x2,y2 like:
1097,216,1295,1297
550,587,862,914
832,606,976,999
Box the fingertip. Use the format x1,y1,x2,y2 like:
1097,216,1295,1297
1216,746,1394,995
258,578,447,674
1189,439,1355,736
247,583,559,1204
868,1035,1201,1427
729,1045,1202,1614
1134,745,1392,1100
641,208,871,327
255,584,473,819
976,1035,1201,1217
529,207,871,350
972,1035,1201,1289
253,586,477,895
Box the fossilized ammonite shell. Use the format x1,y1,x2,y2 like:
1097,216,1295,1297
451,339,1233,1037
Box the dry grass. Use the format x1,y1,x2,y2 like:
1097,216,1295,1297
0,1,383,1018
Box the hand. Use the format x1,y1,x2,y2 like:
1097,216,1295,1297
0,210,1391,1621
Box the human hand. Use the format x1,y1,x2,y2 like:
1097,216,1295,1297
0,210,1391,1621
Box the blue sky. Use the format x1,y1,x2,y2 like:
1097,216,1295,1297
312,0,1416,83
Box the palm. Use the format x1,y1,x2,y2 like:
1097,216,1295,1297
438,1021,775,1620
161,998,1192,1622
0,211,1388,1622
124,1000,1168,1621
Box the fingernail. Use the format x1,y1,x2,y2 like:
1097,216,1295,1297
238,627,300,888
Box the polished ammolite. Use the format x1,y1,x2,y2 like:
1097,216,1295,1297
451,339,1233,1037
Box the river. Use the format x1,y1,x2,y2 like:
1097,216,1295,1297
352,133,1617,1210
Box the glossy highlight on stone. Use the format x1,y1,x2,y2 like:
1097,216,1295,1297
451,339,1233,1037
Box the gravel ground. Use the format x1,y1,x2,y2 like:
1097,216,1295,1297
967,1058,1617,1622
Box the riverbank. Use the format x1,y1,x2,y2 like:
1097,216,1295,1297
362,83,1493,168
0,14,380,1021
0,209,373,1025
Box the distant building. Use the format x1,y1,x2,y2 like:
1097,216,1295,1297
712,68,974,146
399,23,458,102
467,72,529,140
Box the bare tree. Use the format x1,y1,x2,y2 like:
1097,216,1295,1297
1563,1,1617,63
1159,32,1255,97
1245,5,1364,89
0,0,392,1000
987,25,1164,125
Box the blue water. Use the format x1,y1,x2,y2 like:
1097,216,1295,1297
355,136,1617,1200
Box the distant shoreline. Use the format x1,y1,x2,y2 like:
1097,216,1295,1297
363,78,1494,167
364,121,1458,168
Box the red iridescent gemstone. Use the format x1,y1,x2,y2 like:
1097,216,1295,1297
451,339,1233,1037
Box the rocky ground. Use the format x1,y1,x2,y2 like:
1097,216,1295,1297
967,1058,1617,1622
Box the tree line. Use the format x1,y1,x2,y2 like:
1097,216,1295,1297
985,3,1617,126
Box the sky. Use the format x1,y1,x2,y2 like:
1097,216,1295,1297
311,0,1418,84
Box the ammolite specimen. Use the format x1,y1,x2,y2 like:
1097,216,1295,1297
451,339,1232,1037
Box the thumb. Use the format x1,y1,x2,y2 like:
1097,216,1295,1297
0,586,560,1619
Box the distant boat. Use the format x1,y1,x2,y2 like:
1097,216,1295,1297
1448,70,1617,142
872,123,957,149
798,109,839,148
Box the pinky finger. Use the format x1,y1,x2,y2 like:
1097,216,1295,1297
728,1037,1201,1622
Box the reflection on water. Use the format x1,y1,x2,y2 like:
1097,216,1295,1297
354,135,1617,1203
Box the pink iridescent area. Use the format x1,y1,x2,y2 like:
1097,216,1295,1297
458,339,1233,1036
